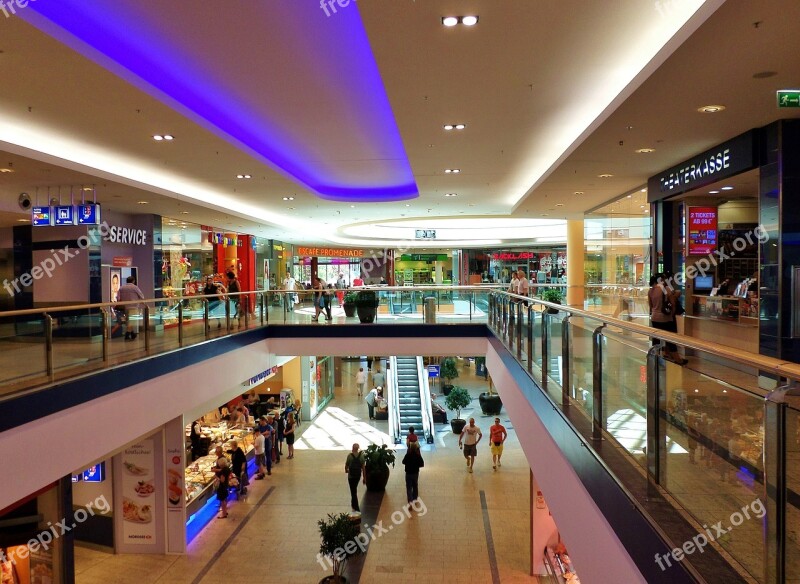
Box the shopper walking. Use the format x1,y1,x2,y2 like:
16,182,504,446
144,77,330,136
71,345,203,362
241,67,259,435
253,428,267,479
459,418,482,473
283,272,296,312
402,441,424,510
489,418,508,470
226,271,242,322
647,274,687,365
345,443,366,512
284,412,296,459
365,387,378,420
372,364,385,389
355,367,367,397
118,275,145,341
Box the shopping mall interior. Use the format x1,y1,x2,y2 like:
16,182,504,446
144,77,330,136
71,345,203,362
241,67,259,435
1,1,800,583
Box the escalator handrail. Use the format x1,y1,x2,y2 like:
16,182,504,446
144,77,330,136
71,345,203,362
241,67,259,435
417,357,434,442
388,356,402,444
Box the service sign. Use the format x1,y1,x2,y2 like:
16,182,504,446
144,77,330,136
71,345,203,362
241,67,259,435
77,204,102,225
31,206,52,226
686,207,718,255
82,462,105,483
54,205,76,225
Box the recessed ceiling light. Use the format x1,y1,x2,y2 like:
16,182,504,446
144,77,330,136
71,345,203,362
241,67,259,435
442,16,458,26
753,71,777,79
598,174,613,178
574,191,584,195
443,124,454,130
555,203,564,207
444,169,460,174
282,196,295,201
181,211,190,214
350,205,355,208
640,205,645,208
405,204,410,207
462,15,479,26
287,207,295,210
236,174,252,179
709,190,720,194
445,193,458,197
542,213,549,217
626,195,632,198
137,200,149,205
152,135,164,141
81,186,93,191
721,186,733,191
0,168,14,173
635,148,655,154
640,188,646,192
16,218,30,222
455,124,466,130
163,135,174,141
697,105,726,113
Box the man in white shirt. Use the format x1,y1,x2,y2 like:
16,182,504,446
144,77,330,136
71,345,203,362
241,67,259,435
517,269,530,299
283,273,296,312
253,428,267,479
459,418,483,473
355,367,367,397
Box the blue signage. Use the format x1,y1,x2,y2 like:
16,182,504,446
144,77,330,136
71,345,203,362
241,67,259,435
31,206,52,226
82,462,105,483
427,365,440,378
76,204,102,225
54,205,76,225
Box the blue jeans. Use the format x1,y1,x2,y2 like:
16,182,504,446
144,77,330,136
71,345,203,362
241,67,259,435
405,472,419,503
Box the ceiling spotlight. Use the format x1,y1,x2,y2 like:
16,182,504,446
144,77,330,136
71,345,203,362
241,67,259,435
16,218,30,222
455,124,466,130
282,196,295,201
721,186,734,191
350,205,355,208
444,168,460,174
444,124,466,130
443,124,454,130
442,16,459,26
555,203,564,207
574,191,584,195
153,135,163,141
137,201,149,205
697,105,726,113
163,135,174,141
442,15,478,27
598,174,613,178
445,193,458,197
236,174,252,179
462,15,479,26
709,190,720,194
635,148,655,154
0,168,14,173
405,204,411,207
640,188,646,192
181,211,190,214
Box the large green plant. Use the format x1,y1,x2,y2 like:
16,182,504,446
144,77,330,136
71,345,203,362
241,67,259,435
444,386,472,420
440,357,459,385
363,443,396,472
343,292,358,305
318,512,363,582
541,288,563,303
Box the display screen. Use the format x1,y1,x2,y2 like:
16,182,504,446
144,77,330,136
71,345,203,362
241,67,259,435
77,204,101,225
694,275,714,291
31,206,52,226
54,205,76,225
687,207,718,255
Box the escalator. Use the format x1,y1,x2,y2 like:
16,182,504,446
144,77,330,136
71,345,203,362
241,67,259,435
389,356,434,444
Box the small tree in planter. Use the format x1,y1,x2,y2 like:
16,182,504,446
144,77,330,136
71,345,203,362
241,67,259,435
318,512,363,583
541,288,563,314
440,357,459,396
479,375,502,415
363,443,396,492
355,290,379,323
444,386,472,434
343,292,358,318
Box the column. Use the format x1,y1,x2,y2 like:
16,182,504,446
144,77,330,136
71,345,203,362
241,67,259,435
386,249,395,285
566,220,585,307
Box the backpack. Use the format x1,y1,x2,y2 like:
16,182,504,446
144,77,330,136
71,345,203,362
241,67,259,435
347,452,364,477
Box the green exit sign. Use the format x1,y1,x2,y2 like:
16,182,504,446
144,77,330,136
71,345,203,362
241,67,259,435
777,90,800,108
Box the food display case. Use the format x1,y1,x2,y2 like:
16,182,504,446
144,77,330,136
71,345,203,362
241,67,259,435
184,423,255,515
542,545,581,584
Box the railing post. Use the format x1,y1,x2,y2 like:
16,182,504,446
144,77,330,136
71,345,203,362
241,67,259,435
527,305,534,371
592,324,607,441
243,295,249,328
143,306,150,353
203,299,210,339
261,293,266,325
764,384,797,584
101,310,109,363
561,315,571,408
646,345,663,488
225,297,231,331
542,311,550,390
516,302,523,357
178,303,184,347
44,313,54,380
469,291,473,322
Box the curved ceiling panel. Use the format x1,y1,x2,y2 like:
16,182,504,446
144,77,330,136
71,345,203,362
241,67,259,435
21,0,417,202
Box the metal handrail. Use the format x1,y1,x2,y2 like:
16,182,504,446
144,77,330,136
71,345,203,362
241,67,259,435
417,356,435,444
388,357,402,445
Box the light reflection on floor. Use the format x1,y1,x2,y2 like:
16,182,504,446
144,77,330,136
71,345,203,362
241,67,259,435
295,406,393,451
607,408,687,454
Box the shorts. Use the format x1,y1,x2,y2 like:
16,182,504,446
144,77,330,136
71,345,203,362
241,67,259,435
256,453,267,468
490,442,504,456
463,444,477,457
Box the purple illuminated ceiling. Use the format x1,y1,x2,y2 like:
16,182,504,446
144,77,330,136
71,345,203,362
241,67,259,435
21,0,418,202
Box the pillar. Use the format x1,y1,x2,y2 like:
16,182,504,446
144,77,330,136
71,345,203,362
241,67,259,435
566,220,585,307
223,233,238,275
386,249,395,285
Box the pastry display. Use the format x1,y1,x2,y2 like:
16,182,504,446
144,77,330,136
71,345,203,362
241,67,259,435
122,498,152,523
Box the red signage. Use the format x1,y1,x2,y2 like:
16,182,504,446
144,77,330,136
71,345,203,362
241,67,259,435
491,252,535,261
687,207,718,255
112,256,133,267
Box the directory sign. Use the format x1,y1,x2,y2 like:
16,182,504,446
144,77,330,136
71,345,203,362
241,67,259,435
687,207,718,255
54,205,76,225
82,462,105,483
77,204,102,225
31,206,52,226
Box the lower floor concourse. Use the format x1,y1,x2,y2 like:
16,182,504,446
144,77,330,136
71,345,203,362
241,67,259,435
73,360,541,584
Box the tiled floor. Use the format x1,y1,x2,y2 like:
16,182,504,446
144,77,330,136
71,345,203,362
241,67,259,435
74,360,540,584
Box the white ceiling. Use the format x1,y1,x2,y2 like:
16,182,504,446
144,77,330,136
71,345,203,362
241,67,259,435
0,0,798,246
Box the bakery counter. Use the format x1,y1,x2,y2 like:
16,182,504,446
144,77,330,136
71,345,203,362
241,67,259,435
543,546,581,584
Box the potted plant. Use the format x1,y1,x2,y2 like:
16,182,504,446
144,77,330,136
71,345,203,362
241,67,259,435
363,443,396,491
479,375,503,415
541,288,563,314
343,292,358,318
355,290,379,323
444,386,472,435
440,357,459,396
318,512,363,583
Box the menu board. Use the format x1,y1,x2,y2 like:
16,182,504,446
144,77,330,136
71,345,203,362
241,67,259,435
687,207,718,255
120,438,157,545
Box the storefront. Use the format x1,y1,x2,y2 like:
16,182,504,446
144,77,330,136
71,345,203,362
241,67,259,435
293,246,365,287
648,121,800,360
488,249,567,286
531,474,582,583
394,252,452,285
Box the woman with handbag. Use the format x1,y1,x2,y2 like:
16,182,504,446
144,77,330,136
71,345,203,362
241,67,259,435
648,273,687,365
